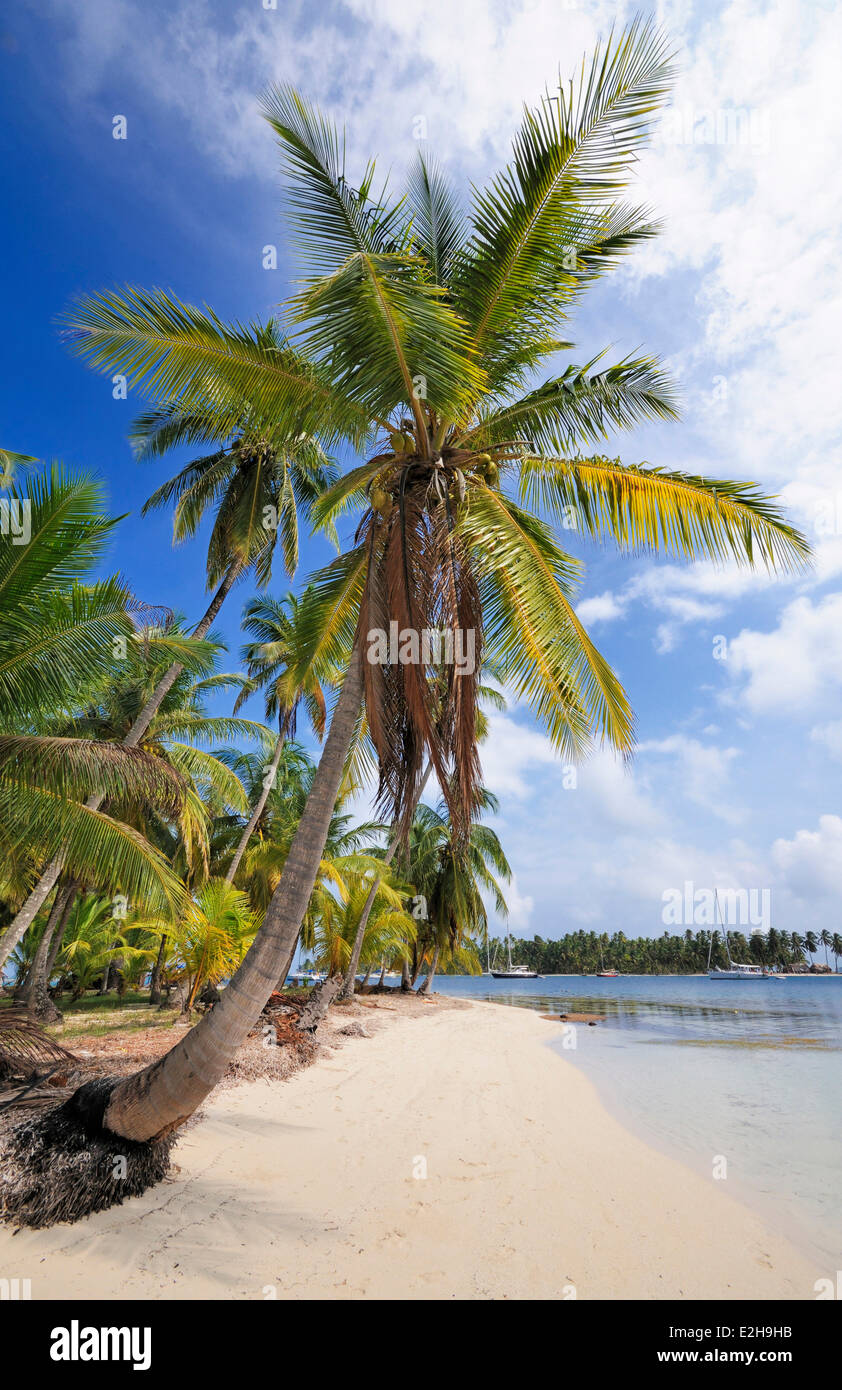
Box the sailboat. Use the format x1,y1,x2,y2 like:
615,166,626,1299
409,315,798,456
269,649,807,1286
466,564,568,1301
489,927,538,979
596,948,619,978
707,892,765,979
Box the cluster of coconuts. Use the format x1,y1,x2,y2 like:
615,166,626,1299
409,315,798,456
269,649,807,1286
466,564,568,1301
368,432,501,519
472,453,499,487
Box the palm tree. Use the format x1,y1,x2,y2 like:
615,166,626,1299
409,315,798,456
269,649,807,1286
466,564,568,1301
819,928,832,969
134,879,258,1014
224,592,328,886
410,798,510,994
804,931,819,966
0,468,197,975
310,872,414,980
0,384,333,965
338,679,506,998
6,23,811,1221
832,933,842,973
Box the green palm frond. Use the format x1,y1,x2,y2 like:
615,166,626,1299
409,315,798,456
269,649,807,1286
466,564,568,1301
453,18,675,365
462,488,633,756
60,287,373,449
162,742,249,815
0,785,185,913
405,150,466,285
0,464,119,614
458,354,679,452
0,736,186,813
519,454,812,569
262,85,484,428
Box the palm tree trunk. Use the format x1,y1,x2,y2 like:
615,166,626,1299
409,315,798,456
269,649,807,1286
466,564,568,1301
98,646,363,1143
337,759,433,1000
30,885,77,1020
224,730,285,886
0,563,243,976
148,933,168,1004
46,887,76,980
15,882,75,1013
418,944,439,995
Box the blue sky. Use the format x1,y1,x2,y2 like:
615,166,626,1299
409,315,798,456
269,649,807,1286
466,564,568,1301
2,0,840,941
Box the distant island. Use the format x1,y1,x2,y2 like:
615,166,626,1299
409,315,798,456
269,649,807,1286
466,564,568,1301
467,929,841,977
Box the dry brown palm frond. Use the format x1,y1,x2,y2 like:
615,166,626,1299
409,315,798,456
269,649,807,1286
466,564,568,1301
357,455,482,848
0,1009,77,1080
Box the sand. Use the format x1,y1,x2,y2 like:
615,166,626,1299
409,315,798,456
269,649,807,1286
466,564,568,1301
0,999,822,1300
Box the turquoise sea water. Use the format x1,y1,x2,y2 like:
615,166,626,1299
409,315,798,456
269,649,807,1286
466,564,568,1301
431,973,842,1267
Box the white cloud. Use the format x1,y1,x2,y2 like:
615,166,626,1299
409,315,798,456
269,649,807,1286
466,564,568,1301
771,815,842,902
638,734,742,821
577,590,625,625
477,713,559,799
726,593,842,714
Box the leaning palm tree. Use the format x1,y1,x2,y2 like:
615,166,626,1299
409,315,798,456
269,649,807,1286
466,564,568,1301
2,22,812,1228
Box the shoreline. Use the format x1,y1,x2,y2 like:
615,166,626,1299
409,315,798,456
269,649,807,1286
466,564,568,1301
0,998,823,1300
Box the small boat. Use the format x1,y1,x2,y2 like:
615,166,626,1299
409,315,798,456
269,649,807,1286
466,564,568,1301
596,950,619,978
488,929,538,979
287,968,324,986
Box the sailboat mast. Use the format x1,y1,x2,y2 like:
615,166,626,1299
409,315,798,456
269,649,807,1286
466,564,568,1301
714,890,734,966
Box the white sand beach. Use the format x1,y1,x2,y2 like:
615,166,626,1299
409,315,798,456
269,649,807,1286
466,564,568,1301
0,999,821,1300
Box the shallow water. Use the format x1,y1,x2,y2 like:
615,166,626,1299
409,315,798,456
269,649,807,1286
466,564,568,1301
431,973,842,1268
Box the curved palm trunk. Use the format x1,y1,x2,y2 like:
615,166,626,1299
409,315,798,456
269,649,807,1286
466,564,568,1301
0,563,242,976
337,759,433,1000
224,731,285,887
100,647,363,1143
418,944,439,995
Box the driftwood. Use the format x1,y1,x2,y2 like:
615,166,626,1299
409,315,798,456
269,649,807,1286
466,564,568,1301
295,975,342,1031
252,976,342,1051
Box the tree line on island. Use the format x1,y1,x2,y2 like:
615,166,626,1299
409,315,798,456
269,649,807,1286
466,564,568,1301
474,928,842,976
0,20,812,1227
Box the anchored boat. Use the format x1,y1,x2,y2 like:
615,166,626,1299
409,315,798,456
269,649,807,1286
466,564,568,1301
488,928,539,979
708,891,768,979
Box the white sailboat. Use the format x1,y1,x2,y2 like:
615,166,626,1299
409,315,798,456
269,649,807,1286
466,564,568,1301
707,892,765,979
489,927,538,979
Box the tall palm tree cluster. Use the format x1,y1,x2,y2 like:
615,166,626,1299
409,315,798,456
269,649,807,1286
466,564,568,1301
0,21,811,1226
